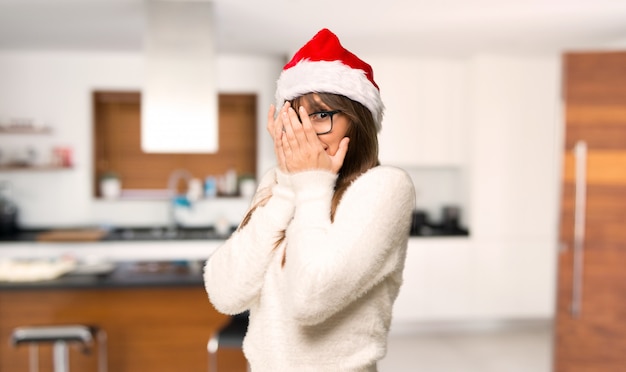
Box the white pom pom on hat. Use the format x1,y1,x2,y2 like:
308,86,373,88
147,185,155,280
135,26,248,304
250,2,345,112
275,28,384,132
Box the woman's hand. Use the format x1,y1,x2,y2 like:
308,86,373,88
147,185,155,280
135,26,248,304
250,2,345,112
268,102,349,174
267,103,288,173
280,105,349,174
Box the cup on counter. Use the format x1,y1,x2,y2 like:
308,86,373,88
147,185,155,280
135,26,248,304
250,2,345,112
214,216,231,237
239,177,256,198
100,175,121,199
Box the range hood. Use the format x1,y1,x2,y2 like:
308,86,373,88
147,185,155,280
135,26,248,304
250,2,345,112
141,0,218,153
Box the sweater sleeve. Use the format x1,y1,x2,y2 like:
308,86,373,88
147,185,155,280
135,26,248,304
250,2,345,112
282,166,416,325
204,168,295,315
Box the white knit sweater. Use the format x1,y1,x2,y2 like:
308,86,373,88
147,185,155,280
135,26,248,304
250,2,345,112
204,166,415,372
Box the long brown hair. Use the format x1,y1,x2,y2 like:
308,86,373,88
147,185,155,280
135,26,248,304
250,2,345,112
238,93,380,249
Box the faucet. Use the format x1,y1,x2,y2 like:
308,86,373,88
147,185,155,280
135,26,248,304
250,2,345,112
166,169,193,236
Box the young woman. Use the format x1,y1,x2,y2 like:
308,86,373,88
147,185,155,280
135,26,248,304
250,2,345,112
204,28,415,371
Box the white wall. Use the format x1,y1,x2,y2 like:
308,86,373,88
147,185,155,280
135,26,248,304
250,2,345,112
366,56,471,224
0,51,283,227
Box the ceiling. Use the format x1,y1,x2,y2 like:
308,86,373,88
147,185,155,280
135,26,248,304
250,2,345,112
0,0,625,58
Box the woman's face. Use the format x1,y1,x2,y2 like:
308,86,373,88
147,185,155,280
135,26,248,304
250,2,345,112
298,94,350,156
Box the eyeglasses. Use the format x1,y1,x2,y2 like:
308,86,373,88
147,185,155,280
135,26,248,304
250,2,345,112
307,110,342,135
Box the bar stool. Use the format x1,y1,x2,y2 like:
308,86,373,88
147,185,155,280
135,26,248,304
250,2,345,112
10,324,107,372
207,311,249,372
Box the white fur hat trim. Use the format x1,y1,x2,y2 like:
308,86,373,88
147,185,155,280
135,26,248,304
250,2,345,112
275,60,384,132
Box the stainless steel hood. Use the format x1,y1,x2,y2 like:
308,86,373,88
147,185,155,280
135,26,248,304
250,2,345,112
141,0,218,153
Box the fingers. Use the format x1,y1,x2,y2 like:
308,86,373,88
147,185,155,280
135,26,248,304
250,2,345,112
266,104,276,136
267,102,289,137
330,137,350,174
280,127,293,168
268,102,290,172
298,106,319,143
280,109,297,170
283,106,317,148
281,107,302,146
274,119,287,172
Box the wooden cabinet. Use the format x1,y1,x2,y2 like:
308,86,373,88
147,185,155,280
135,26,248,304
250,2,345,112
0,286,247,372
93,92,257,196
555,51,626,372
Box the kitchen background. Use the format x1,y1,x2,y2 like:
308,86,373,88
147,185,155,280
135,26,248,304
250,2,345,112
0,29,565,321
0,1,625,370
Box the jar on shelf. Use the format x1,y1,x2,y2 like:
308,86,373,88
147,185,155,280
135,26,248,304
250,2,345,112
99,172,121,199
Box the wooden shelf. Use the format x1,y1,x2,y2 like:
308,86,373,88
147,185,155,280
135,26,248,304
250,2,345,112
0,165,71,172
0,126,52,134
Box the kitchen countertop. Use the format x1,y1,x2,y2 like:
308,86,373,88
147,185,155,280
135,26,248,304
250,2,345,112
0,227,232,262
1,225,467,243
0,226,236,243
0,230,470,291
0,227,470,265
0,260,205,290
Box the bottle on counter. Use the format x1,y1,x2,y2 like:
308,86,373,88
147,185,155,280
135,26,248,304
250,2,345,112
187,178,203,202
204,176,217,198
225,167,238,196
218,167,238,196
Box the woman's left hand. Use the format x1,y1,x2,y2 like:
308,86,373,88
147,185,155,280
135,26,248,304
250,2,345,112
280,106,348,174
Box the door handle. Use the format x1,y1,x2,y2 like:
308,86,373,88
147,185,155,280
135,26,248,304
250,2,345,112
570,140,587,318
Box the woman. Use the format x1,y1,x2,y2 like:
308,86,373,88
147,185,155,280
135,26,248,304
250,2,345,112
204,28,415,371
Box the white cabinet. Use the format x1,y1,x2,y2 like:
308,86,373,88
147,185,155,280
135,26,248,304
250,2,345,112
392,238,473,324
466,55,562,241
464,55,560,321
367,57,468,167
392,238,556,327
468,240,557,319
389,55,561,326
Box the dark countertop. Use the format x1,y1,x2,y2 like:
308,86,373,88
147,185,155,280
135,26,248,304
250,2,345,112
0,261,205,290
0,226,237,243
1,224,466,243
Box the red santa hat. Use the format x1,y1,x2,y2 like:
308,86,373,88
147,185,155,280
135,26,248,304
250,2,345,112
275,28,384,132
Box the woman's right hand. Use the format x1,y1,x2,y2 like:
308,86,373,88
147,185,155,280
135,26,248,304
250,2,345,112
267,103,288,173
